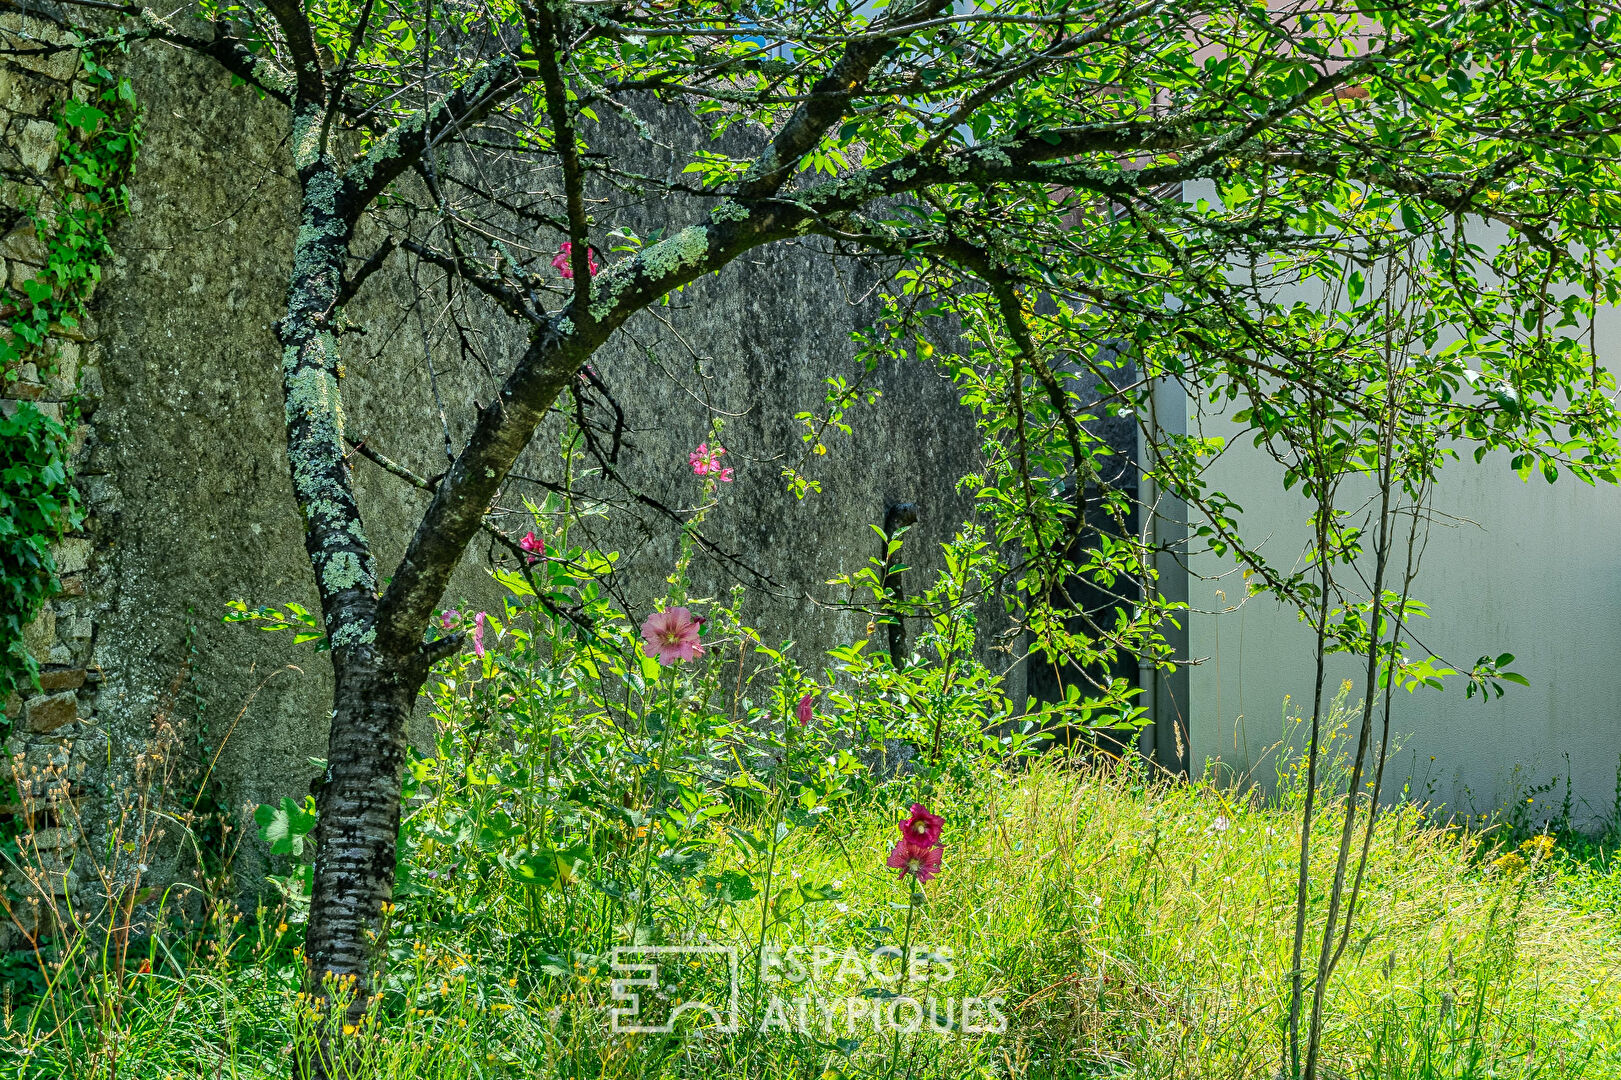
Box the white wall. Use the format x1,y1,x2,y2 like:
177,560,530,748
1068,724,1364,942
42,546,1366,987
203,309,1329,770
1180,319,1621,824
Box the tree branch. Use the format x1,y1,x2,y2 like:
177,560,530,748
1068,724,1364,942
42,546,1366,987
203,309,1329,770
341,55,524,219
337,237,396,308
401,238,545,325
736,0,953,200
262,0,325,108
346,435,595,635
523,0,593,308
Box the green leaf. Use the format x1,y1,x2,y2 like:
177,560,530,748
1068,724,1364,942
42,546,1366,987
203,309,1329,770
255,796,318,857
700,869,758,904
508,845,589,890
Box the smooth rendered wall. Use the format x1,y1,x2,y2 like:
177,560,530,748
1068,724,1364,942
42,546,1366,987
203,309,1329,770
1182,294,1621,826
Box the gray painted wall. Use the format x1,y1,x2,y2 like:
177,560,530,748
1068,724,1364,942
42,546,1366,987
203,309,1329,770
1169,198,1621,822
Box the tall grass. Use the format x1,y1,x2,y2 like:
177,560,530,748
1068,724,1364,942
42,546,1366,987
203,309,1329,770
4,753,1618,1080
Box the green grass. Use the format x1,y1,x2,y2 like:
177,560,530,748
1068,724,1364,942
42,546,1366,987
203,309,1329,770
4,758,1619,1080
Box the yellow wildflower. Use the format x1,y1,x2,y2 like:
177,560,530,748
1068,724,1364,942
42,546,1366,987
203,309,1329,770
1493,851,1527,875
1521,834,1556,861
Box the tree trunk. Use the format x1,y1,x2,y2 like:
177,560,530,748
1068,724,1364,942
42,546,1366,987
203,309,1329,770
300,646,424,1078
305,649,418,1001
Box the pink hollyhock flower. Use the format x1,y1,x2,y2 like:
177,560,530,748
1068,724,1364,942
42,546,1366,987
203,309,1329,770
688,443,732,481
551,241,598,279
472,612,487,659
519,531,545,563
439,609,460,631
899,803,944,848
886,837,943,884
640,606,705,665
795,693,813,726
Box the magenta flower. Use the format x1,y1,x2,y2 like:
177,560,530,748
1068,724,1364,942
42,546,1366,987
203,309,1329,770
551,241,598,279
795,693,813,726
472,612,487,659
886,837,943,884
519,531,545,563
688,443,733,481
899,803,944,848
640,606,705,665
439,609,460,631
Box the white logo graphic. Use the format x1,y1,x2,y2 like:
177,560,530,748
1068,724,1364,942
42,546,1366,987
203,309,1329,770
610,945,740,1034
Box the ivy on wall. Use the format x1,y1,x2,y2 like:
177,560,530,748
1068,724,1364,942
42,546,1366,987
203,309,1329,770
0,44,139,699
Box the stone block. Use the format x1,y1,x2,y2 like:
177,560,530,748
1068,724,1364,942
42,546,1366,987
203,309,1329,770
50,315,92,342
67,725,106,771
8,258,40,292
3,29,74,82
0,77,58,118
57,613,90,643
4,379,44,400
22,691,76,733
0,220,43,264
35,668,84,692
44,49,76,84
52,537,89,575
20,605,53,663
44,339,78,395
42,868,77,897
6,899,57,941
25,826,74,851
82,476,119,511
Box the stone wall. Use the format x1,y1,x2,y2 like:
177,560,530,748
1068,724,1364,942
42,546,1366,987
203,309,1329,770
0,10,111,944
0,27,1001,906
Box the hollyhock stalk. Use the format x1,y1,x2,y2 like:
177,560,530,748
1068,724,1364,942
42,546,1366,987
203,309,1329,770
632,666,684,931
889,860,924,1075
